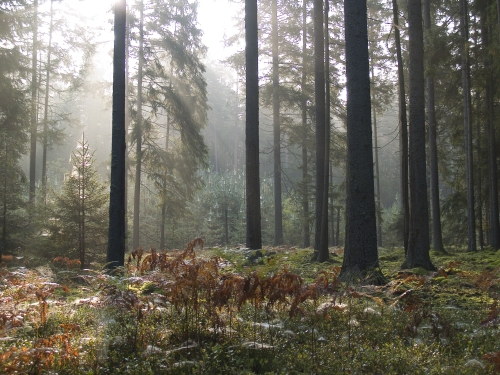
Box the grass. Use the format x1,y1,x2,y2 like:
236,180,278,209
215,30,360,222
0,242,499,374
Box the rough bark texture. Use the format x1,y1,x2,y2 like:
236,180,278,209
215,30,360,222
318,0,330,262
301,0,310,248
392,0,409,253
313,0,325,254
245,0,262,250
29,0,38,205
132,1,144,251
107,0,127,269
423,0,445,252
341,0,379,277
460,0,477,252
481,10,500,249
272,0,283,246
404,0,434,270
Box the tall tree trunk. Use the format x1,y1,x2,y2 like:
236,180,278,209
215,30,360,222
301,0,310,248
341,0,379,278
107,0,127,269
330,161,335,246
313,0,325,255
370,63,383,248
460,0,476,252
245,0,262,250
318,0,330,262
2,136,7,259
481,11,500,249
41,0,54,205
125,9,130,251
423,0,445,253
234,80,239,174
29,0,38,205
392,0,409,253
159,113,170,251
403,0,434,270
272,0,283,246
132,1,144,251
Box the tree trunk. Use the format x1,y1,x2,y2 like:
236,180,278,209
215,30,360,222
318,0,330,262
313,0,325,256
423,0,445,253
245,0,262,250
272,0,283,246
330,161,335,246
124,9,130,251
132,0,144,251
480,10,499,249
370,63,383,248
301,0,310,248
107,0,127,269
160,202,166,250
29,0,38,205
460,0,476,252
341,0,379,278
403,0,434,270
392,0,409,253
41,0,54,205
2,136,7,259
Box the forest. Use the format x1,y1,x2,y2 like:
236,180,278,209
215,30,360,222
1,0,500,373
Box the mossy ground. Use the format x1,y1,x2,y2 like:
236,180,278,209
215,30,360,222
1,245,499,374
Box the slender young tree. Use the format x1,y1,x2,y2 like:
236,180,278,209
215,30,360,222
423,0,445,252
245,0,262,249
313,0,326,256
370,62,382,248
272,0,283,246
341,0,379,279
300,0,310,248
29,0,38,205
318,0,330,262
107,0,127,269
41,0,54,205
478,4,499,250
132,0,144,251
392,0,409,253
403,0,434,270
460,0,476,252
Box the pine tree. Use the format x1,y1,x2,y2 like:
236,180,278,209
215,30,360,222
54,137,108,268
341,0,380,280
107,0,127,269
403,0,435,270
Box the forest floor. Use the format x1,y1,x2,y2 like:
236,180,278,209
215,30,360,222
1,241,500,374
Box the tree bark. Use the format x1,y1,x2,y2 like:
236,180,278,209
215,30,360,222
392,0,409,253
245,0,262,250
460,0,476,252
272,0,283,246
341,0,379,278
313,0,326,255
132,0,144,251
301,0,310,248
29,0,38,205
423,0,445,253
107,0,127,269
403,0,434,270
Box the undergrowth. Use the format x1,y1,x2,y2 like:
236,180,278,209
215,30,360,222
0,243,499,374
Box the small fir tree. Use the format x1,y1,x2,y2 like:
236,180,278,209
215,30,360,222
53,137,108,268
